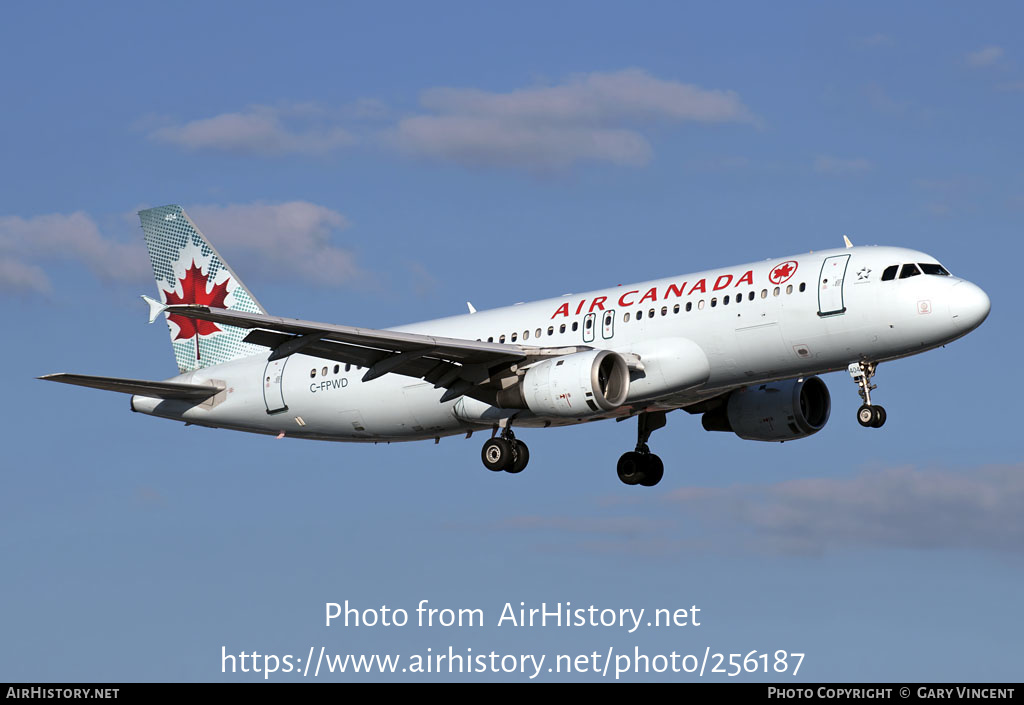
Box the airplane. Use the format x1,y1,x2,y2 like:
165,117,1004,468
41,205,990,487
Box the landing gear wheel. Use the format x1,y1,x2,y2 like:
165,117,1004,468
507,440,530,474
482,438,513,471
638,454,664,487
850,362,887,430
617,411,669,487
617,452,645,486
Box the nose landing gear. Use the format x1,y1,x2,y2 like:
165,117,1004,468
616,411,667,486
849,362,886,428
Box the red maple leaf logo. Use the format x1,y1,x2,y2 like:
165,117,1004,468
769,260,798,284
161,261,231,359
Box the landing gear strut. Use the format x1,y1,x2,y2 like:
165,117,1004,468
617,411,666,487
481,423,529,474
849,361,886,428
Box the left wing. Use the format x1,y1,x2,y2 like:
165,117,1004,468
147,300,592,403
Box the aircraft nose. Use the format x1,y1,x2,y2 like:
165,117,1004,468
950,281,990,331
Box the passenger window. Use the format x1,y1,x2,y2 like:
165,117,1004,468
798,283,806,292
547,326,553,336
345,364,351,372
881,265,898,281
310,369,316,378
637,310,644,320
698,300,705,310
559,324,566,333
648,308,655,318
321,367,328,376
686,302,692,312
523,330,529,340
661,306,667,316
572,322,578,332
623,312,631,322
761,289,768,299
333,364,340,374
536,328,542,338
499,335,505,343
710,298,717,308
673,304,680,314
786,285,793,295
487,337,493,342
723,296,730,305
511,332,518,342
899,263,921,279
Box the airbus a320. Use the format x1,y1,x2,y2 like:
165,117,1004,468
42,205,990,486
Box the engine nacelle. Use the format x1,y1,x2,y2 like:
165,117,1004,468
702,376,831,442
498,349,630,418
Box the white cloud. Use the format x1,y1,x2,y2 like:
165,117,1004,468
814,155,873,175
966,45,1004,68
858,33,894,47
664,465,1024,554
0,212,148,293
487,464,1024,556
0,202,367,296
394,116,652,170
185,202,364,286
151,104,355,155
0,256,50,294
392,69,757,171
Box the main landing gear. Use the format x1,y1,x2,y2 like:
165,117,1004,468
481,425,529,474
617,411,667,487
849,361,886,428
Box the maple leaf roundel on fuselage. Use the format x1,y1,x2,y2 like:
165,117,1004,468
162,260,231,341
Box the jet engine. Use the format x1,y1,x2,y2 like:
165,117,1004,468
701,376,830,442
497,349,629,418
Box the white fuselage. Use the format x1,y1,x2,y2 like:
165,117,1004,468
130,245,989,441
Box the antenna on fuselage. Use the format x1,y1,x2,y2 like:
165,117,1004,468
467,301,477,314
843,235,854,248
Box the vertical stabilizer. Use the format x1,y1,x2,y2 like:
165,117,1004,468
139,205,266,373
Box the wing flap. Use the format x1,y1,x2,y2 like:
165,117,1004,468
39,373,221,400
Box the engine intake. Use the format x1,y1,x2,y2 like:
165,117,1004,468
497,349,629,418
701,376,831,442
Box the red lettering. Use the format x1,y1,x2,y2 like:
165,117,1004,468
618,290,638,307
575,300,586,315
638,287,658,304
551,302,569,319
736,270,754,287
713,274,733,291
588,296,607,313
688,279,707,294
665,283,686,299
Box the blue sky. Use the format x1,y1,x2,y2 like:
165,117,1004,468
2,2,1022,682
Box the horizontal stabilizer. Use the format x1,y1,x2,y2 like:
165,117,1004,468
39,373,221,400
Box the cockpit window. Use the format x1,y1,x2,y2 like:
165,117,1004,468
919,263,950,276
881,265,898,281
899,263,921,279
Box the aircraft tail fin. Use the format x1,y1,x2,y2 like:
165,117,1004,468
139,205,267,373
